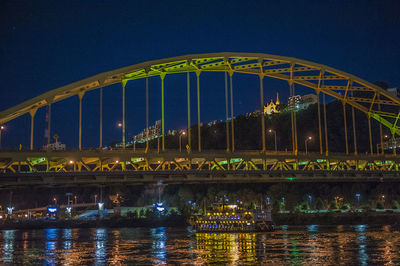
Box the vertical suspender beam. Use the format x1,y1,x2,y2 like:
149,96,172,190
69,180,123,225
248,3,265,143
47,102,52,146
121,82,126,149
225,71,230,152
229,71,235,152
29,108,37,151
196,70,201,152
146,76,149,152
317,93,323,154
368,115,373,155
289,64,298,155
351,91,358,155
160,73,166,151
187,71,191,151
343,103,349,154
377,93,383,154
78,91,85,151
316,70,323,154
323,93,329,156
259,73,266,152
99,87,103,148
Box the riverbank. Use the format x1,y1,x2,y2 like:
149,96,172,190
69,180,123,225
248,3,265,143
1,212,399,230
0,216,186,230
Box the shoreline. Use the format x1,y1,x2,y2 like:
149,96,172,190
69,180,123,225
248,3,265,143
0,212,399,230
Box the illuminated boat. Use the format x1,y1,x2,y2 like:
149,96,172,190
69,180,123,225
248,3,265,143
189,203,274,232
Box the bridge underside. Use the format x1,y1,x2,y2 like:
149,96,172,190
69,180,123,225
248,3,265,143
0,151,399,188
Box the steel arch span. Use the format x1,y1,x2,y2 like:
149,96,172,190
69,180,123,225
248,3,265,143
1,52,399,136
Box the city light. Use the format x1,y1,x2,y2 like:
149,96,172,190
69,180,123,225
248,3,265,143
6,206,14,215
155,202,165,212
98,202,104,211
47,207,58,213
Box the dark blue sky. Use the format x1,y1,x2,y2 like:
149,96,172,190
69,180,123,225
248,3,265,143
0,0,399,149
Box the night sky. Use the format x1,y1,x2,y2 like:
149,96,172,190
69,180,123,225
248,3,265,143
0,0,399,149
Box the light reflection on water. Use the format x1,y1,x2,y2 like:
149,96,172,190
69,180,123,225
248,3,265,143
0,225,398,264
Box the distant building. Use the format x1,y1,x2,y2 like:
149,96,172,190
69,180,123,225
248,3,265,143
46,142,66,151
132,120,161,143
264,93,280,115
387,88,399,98
288,93,318,111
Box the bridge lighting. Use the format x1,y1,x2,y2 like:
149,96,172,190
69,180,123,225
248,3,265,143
116,160,119,163
305,136,312,155
6,206,14,215
98,202,104,211
0,125,5,149
65,206,72,213
69,160,74,164
268,129,277,152
179,131,186,152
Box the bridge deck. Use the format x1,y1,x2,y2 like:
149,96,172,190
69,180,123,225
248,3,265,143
0,150,399,187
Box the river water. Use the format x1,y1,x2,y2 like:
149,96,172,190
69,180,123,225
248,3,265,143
0,225,399,265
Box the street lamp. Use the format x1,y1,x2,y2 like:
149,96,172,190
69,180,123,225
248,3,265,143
305,136,312,154
53,197,57,205
179,131,186,152
0,125,5,150
355,193,360,208
268,129,277,152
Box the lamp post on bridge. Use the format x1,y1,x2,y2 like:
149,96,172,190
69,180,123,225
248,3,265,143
179,131,186,152
0,125,5,150
268,129,277,153
305,136,312,155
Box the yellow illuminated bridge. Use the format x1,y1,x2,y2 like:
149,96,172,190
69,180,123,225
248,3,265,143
0,52,399,187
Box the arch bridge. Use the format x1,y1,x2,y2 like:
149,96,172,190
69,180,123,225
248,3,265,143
0,52,399,187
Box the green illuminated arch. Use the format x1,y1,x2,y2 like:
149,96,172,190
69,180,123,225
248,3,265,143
0,52,399,135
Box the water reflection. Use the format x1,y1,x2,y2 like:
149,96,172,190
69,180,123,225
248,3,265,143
196,233,257,264
0,225,398,264
2,230,15,263
94,228,107,265
151,227,167,264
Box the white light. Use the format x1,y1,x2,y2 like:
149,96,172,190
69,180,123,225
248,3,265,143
98,202,104,211
69,160,74,164
47,207,58,213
